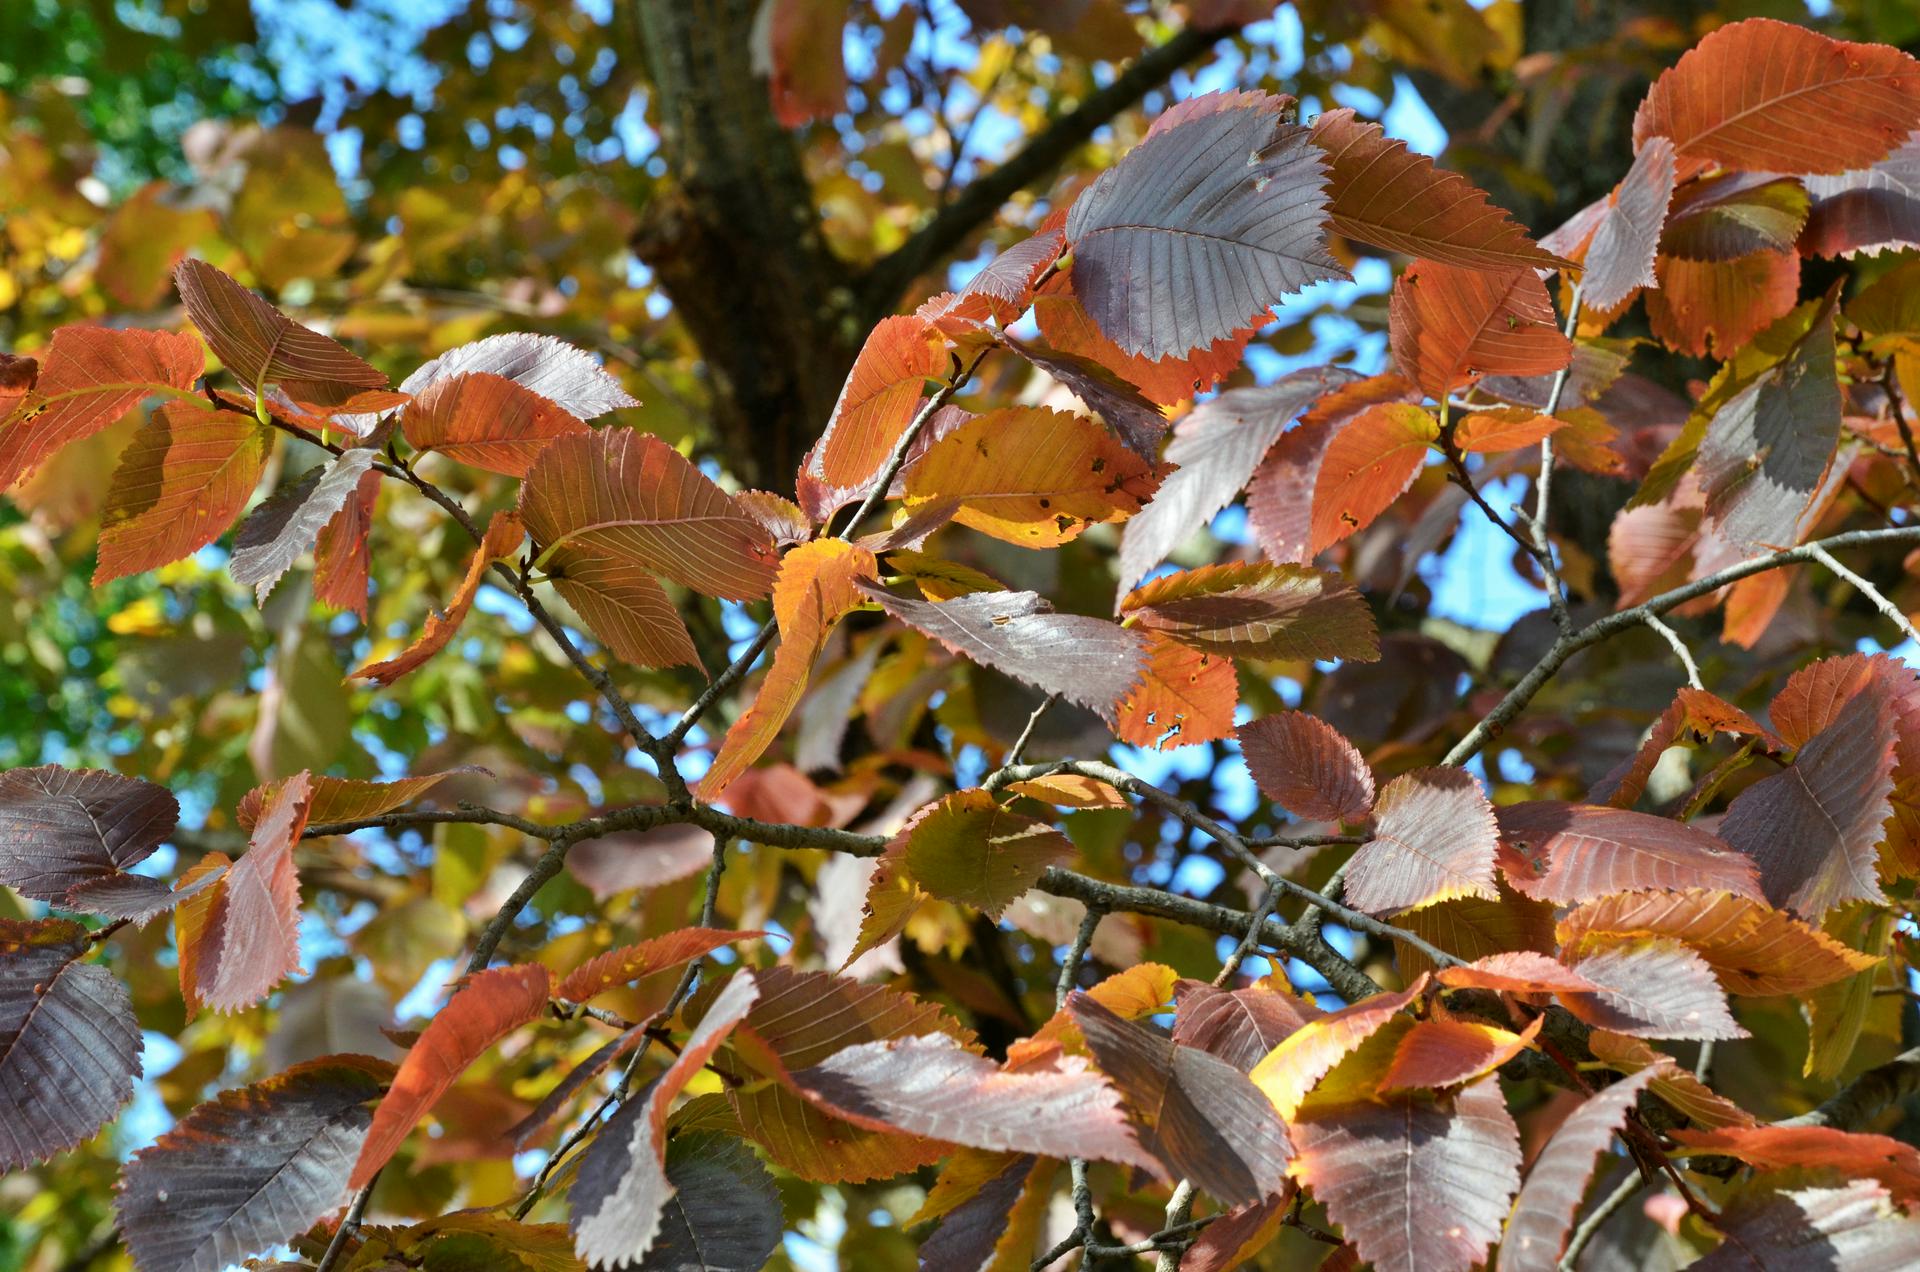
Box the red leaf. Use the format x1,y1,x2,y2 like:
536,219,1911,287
1647,250,1801,358
350,962,552,1189
1343,768,1499,915
1716,684,1896,919
183,772,313,1015
228,447,381,603
813,315,946,488
312,467,381,618
350,511,525,686
1494,801,1761,904
698,539,879,800
1249,978,1428,1121
400,371,587,476
1065,92,1342,358
784,1033,1169,1179
571,972,759,1265
1171,979,1320,1073
1435,950,1598,997
1246,373,1421,563
0,326,204,489
174,259,386,406
1588,688,1774,808
1389,261,1572,401
950,228,1063,326
1292,1074,1520,1272
1311,106,1567,271
1560,938,1747,1041
1309,402,1438,553
1671,1125,1920,1209
1237,710,1375,823
1032,272,1256,407
0,917,142,1169
558,929,764,1004
1802,131,1920,258
1632,18,1920,176
94,402,272,584
1379,1016,1539,1093
1071,994,1291,1205
1120,561,1379,661
1498,1067,1662,1270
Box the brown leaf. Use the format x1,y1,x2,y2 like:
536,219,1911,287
0,326,204,489
400,371,587,476
1237,710,1375,823
350,511,525,686
1344,768,1499,915
175,259,385,406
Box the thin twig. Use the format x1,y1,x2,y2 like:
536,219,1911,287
314,1177,377,1272
1559,1170,1642,1271
1532,283,1584,634
1809,543,1920,648
1004,693,1059,772
1641,613,1704,690
1880,362,1920,488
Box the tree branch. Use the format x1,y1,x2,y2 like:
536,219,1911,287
1776,1045,1920,1132
861,23,1229,316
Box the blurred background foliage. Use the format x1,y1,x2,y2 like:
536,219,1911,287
4,2,1920,1269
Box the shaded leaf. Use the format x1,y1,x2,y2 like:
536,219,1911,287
573,974,760,1267
116,1055,394,1272
1494,801,1761,904
857,582,1147,724
902,405,1156,547
351,511,525,685
350,963,552,1188
0,764,178,904
730,1079,945,1185
1694,1180,1920,1270
228,447,381,603
1120,561,1378,661
636,1132,784,1272
0,917,142,1169
1070,994,1291,1205
181,773,313,1015
1177,1191,1291,1272
1663,173,1811,261
1389,261,1572,401
948,228,1063,326
545,541,700,671
399,333,638,420
174,259,385,405
313,467,380,618
1309,402,1437,553
814,315,946,488
1030,273,1254,410
1065,92,1342,358
733,966,971,1077
1556,889,1881,996
1115,365,1359,596
698,540,879,799
1495,1067,1661,1272
1671,1125,1920,1208
785,1034,1168,1178
1588,1031,1756,1129
1171,978,1320,1073
1397,887,1558,982
1581,137,1678,311
94,402,273,584
997,330,1173,458
1717,685,1896,919
1589,688,1774,808
1311,106,1565,270
1451,407,1565,454
0,325,204,489
1631,18,1920,176
522,429,778,602
401,371,588,477
1344,767,1499,915
886,790,1074,922
1237,710,1375,823
1647,250,1801,358
1803,131,1920,258
917,1154,1054,1272
1291,1074,1519,1272
1246,372,1420,563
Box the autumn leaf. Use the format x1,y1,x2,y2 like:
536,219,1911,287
1663,172,1812,261
874,790,1074,926
1031,272,1255,408
1236,710,1375,823
997,330,1173,458
1245,372,1420,563
640,1132,785,1272
240,768,484,832
1342,767,1499,915
350,510,525,685
116,1056,394,1272
0,326,204,490
1396,887,1557,982
398,332,638,420
698,539,879,800
1308,401,1438,553
902,405,1157,547
558,928,764,1004
351,962,552,1189
313,467,380,618
1558,938,1747,1041
1578,136,1677,311
1450,407,1565,455
399,370,587,476
1378,1016,1539,1093
813,315,946,488
1112,631,1238,750
1496,1067,1662,1270
174,259,386,407
1647,249,1801,358
1389,261,1572,401
1120,560,1379,662
179,772,313,1015
1065,91,1342,359
1588,687,1774,808
1670,1124,1920,1209
1171,978,1320,1073
1802,132,1920,258
0,764,178,904
93,402,273,584
1631,17,1920,176
0,917,142,1169
228,447,381,603
1494,801,1761,903
1693,1180,1920,1268
1249,978,1427,1121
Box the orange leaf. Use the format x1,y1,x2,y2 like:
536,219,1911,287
1249,977,1427,1121
1119,561,1379,662
1632,18,1920,176
698,539,880,800
1670,1124,1920,1208
1308,402,1438,553
1647,250,1801,358
1033,273,1256,406
558,928,763,1003
1451,407,1565,454
239,767,486,831
400,370,588,476
1112,632,1238,751
1389,261,1572,401
815,315,947,488
350,962,552,1188
903,405,1157,547
0,326,204,489
351,511,525,686
94,402,273,584
1379,1015,1540,1092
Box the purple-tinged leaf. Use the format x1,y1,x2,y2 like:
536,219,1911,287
399,332,639,420
1802,131,1920,258
1496,1067,1661,1271
634,1132,784,1272
1343,767,1499,915
1582,137,1677,310
1172,979,1320,1073
1495,802,1761,904
0,764,178,903
1560,938,1747,1041
228,447,381,603
1693,1180,1920,1270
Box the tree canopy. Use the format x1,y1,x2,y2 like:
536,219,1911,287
6,2,1920,1270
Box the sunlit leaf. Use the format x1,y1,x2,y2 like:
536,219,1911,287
398,332,638,421
180,773,312,1015
1389,261,1571,401
1343,767,1499,915
1803,131,1920,257
1120,561,1379,661
813,315,947,488
1559,937,1747,1041
1112,631,1238,750
1249,978,1427,1122
0,326,204,489
350,511,525,685
174,259,386,406
94,403,272,584
558,929,764,1004
1308,401,1437,553
1579,136,1677,311
400,370,587,476
1692,1180,1920,1269
1496,1067,1661,1271
1237,710,1375,823
1494,801,1761,904
228,447,381,603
